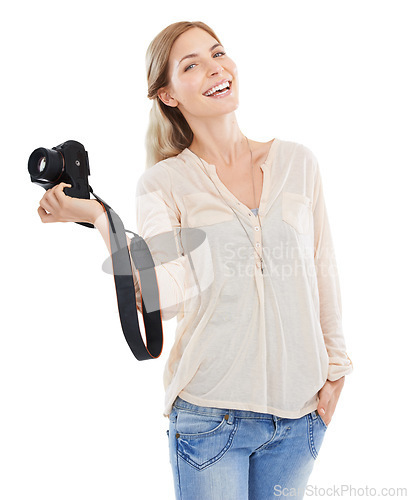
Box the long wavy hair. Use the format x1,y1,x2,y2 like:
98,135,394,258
145,21,222,168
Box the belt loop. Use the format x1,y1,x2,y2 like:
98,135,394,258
226,408,235,425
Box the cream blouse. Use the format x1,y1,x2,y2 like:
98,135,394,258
132,138,353,419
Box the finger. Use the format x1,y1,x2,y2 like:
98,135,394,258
38,205,57,223
41,188,61,212
48,188,63,210
317,395,330,416
52,181,71,189
54,183,72,202
58,182,72,192
39,197,54,214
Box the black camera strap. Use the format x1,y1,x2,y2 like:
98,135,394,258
89,188,163,361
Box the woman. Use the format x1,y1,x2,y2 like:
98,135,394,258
37,20,353,500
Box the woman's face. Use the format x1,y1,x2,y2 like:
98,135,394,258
158,27,239,119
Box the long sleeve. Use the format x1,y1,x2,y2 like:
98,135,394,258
130,163,188,321
312,158,353,381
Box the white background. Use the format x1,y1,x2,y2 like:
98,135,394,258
1,0,407,498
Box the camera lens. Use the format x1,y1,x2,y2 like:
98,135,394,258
28,147,64,182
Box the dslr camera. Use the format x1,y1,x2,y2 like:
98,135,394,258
28,139,94,228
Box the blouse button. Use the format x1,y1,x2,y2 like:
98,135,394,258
256,243,261,248
254,226,260,231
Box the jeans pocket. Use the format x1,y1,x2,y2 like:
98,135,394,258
176,409,228,437
175,409,238,470
308,412,327,460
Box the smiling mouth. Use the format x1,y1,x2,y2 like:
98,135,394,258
203,80,232,97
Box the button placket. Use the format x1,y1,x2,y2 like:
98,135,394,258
250,215,263,272
233,202,264,273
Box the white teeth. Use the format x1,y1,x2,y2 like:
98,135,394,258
204,81,230,96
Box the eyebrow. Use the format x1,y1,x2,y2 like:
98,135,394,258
178,43,223,66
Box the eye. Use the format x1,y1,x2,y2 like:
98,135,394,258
184,51,226,72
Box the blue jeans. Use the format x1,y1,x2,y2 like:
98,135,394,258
166,397,328,499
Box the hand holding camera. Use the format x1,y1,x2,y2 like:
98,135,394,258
29,139,164,361
37,182,103,225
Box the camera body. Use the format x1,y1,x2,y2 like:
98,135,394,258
28,139,94,227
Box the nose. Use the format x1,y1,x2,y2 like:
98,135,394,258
207,58,224,76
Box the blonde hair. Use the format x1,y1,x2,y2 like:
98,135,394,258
145,21,222,168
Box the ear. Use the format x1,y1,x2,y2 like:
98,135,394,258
157,87,179,108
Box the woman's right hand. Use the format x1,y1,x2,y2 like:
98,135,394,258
37,182,104,225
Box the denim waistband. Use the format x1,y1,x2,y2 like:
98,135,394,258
173,396,319,422
173,396,291,421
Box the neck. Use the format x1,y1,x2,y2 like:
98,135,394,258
187,112,249,167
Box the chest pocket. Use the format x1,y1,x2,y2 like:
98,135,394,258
282,191,313,234
183,192,234,228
